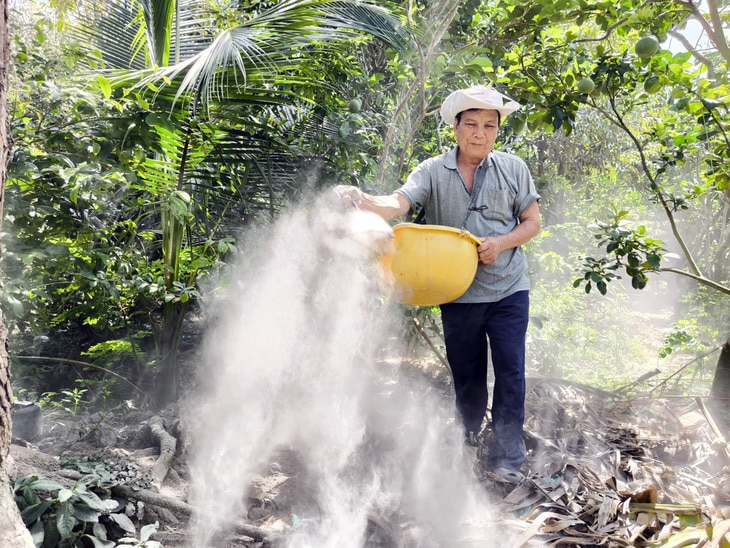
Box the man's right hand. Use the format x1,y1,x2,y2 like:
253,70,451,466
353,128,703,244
333,185,364,211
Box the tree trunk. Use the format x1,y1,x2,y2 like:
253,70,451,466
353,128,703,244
1,311,34,547
0,1,34,543
710,335,730,402
153,300,187,406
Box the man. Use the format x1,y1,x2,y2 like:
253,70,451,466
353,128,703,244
336,86,541,483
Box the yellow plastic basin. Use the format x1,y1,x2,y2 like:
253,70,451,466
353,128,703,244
381,223,482,306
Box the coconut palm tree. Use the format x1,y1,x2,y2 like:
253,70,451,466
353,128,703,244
62,0,410,404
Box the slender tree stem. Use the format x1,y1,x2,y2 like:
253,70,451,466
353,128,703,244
607,98,704,276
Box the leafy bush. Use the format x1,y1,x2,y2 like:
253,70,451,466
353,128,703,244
14,472,160,548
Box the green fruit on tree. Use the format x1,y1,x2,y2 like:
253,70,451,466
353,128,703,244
644,76,662,94
576,77,595,95
348,98,362,113
635,36,659,59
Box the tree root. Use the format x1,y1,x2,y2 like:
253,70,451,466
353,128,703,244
142,417,282,543
147,415,176,491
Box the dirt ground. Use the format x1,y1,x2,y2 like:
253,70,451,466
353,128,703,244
7,364,730,547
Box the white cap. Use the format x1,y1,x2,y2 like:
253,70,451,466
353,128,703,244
440,85,521,125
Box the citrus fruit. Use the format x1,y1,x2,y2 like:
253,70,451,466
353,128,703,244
577,77,595,94
635,36,659,59
348,98,362,113
644,76,662,93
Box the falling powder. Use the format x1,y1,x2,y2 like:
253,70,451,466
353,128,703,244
183,193,514,547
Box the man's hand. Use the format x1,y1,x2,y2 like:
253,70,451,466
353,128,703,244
477,237,502,264
476,202,541,264
332,186,411,221
333,185,363,211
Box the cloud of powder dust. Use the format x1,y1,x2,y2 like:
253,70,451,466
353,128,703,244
183,193,511,547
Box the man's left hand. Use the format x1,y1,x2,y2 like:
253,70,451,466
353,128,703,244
477,237,502,264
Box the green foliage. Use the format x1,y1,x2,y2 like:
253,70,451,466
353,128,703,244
437,0,729,306
7,0,729,404
528,218,653,386
575,211,667,294
658,319,708,358
82,340,139,369
13,473,160,548
5,16,172,342
529,277,652,387
5,11,244,401
40,386,87,416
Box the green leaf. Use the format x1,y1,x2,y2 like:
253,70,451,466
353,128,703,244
656,525,708,546
72,503,101,522
56,500,76,539
74,488,107,511
28,477,65,493
92,522,108,540
42,517,61,548
339,121,351,137
95,75,112,99
57,488,73,503
13,475,40,492
108,512,136,533
20,500,53,526
646,253,661,268
29,519,44,545
22,487,41,507
140,521,160,542
631,275,647,289
169,192,191,218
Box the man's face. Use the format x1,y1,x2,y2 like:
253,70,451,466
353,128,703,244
454,109,500,160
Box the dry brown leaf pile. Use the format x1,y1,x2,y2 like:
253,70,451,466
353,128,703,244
478,380,730,547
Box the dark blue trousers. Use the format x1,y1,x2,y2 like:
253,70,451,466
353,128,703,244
440,290,529,471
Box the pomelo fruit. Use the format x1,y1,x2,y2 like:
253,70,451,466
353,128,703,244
635,36,659,59
348,98,362,113
577,77,595,94
644,76,662,93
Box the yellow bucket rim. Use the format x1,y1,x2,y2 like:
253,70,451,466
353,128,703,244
393,223,482,245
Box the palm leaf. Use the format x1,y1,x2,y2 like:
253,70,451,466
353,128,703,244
70,0,219,70
69,1,146,70
139,0,176,66
101,0,410,112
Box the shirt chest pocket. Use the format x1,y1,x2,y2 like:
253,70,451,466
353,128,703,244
473,189,514,223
